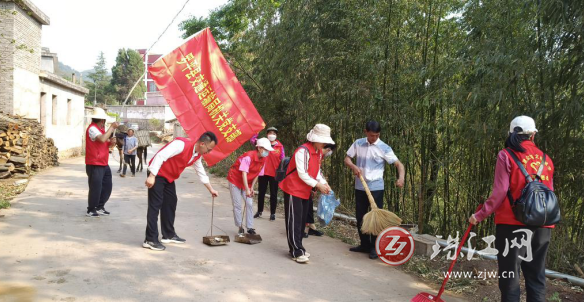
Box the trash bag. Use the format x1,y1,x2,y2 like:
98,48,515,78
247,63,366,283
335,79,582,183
317,190,341,226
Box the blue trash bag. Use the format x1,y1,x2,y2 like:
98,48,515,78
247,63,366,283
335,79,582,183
317,191,341,226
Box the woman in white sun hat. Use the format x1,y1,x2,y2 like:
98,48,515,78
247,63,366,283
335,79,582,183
279,124,333,263
85,107,119,217
227,137,274,235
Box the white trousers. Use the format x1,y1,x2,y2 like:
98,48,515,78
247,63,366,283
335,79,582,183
229,182,254,229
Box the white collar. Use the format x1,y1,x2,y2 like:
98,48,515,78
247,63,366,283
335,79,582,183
366,138,380,146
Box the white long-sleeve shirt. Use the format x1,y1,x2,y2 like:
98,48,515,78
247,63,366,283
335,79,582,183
295,147,327,188
148,140,210,184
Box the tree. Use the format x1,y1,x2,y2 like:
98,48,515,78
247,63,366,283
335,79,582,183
87,52,113,105
110,48,145,105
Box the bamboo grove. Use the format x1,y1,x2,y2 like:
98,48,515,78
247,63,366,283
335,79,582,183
179,0,584,275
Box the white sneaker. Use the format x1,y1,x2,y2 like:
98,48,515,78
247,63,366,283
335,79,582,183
304,252,310,258
292,255,309,263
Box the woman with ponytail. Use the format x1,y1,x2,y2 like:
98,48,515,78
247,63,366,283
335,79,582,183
469,116,555,302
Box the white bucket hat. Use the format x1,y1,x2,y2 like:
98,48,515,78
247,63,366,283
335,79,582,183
89,107,115,123
256,137,275,151
510,116,538,134
306,124,335,144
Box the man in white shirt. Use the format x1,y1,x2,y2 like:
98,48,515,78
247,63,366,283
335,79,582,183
344,120,405,259
143,132,219,251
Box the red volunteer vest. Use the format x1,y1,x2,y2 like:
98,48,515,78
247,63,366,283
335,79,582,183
495,141,555,227
85,123,110,166
149,137,201,183
227,150,267,190
279,143,322,200
263,140,284,177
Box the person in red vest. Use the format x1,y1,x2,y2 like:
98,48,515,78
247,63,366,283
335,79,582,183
280,124,334,263
143,132,219,251
250,127,285,221
227,137,274,235
85,107,119,218
469,116,554,302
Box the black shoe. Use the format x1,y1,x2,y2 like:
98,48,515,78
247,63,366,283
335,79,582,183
238,227,245,234
349,245,369,253
142,241,165,251
96,208,110,216
86,210,100,218
161,235,186,244
303,232,309,238
269,214,275,221
308,228,324,236
247,228,257,235
253,212,262,218
369,248,378,259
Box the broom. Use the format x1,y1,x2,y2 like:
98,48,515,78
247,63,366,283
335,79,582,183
411,204,483,302
359,174,402,235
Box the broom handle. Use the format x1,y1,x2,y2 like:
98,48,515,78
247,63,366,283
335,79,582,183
358,174,379,210
211,196,214,236
436,204,483,299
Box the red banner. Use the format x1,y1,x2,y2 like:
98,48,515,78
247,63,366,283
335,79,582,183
148,28,265,166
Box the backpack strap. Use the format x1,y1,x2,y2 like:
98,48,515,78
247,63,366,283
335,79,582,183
285,146,309,179
505,148,534,183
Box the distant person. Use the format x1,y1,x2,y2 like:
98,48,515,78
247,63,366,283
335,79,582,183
121,128,138,177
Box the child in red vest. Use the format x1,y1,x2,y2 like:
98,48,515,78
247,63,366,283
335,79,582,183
143,132,219,251
469,116,555,301
280,124,334,263
227,138,274,235
85,107,119,218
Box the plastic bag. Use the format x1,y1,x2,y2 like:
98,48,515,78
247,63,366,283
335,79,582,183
317,190,341,226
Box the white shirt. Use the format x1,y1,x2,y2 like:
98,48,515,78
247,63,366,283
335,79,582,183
148,140,210,184
88,126,102,141
346,138,399,191
295,146,326,188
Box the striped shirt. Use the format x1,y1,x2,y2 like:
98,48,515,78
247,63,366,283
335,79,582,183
346,138,399,191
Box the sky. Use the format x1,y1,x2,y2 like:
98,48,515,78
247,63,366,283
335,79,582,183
34,0,228,72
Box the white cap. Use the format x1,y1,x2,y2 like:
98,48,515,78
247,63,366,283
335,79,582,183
306,124,335,144
256,137,275,151
510,116,538,134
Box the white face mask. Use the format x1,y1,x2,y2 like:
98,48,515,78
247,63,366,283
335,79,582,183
261,150,269,158
267,134,277,142
325,150,333,157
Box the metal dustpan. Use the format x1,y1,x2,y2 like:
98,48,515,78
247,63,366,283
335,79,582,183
202,197,230,246
234,192,262,244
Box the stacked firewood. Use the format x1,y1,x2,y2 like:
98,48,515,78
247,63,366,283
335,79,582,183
0,113,59,179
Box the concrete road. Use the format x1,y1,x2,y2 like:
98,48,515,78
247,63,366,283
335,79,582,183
0,144,464,301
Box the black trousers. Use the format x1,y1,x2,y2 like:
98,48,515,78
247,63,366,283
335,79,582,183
355,189,384,250
257,175,279,215
283,191,309,257
145,176,178,242
495,224,551,302
305,193,315,225
86,165,112,212
123,154,136,175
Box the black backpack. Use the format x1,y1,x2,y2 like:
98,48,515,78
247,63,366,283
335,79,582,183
275,146,308,182
506,148,560,226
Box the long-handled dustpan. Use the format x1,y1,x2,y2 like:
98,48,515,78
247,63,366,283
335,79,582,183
202,196,230,246
234,191,262,244
411,204,482,302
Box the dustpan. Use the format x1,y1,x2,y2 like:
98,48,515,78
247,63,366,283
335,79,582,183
202,196,230,246
234,191,262,244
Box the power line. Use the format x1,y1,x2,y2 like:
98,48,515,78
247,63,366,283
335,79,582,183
120,0,191,108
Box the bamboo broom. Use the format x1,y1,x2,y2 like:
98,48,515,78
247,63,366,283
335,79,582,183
359,174,402,235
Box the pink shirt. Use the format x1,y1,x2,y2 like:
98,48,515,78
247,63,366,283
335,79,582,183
474,149,555,222
238,156,265,176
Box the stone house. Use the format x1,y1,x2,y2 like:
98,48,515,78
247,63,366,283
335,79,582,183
0,0,88,158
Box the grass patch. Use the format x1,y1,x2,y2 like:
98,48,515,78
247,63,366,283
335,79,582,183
0,199,10,210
